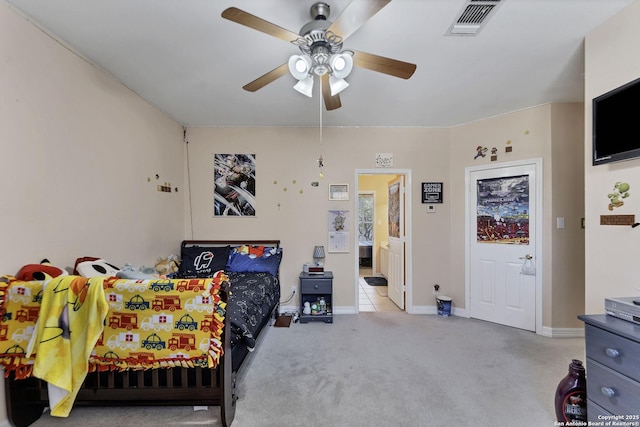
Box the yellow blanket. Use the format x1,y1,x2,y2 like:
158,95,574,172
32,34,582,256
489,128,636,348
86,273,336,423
26,276,109,417
0,274,227,417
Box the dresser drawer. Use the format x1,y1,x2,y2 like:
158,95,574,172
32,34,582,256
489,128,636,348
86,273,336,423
587,399,612,421
586,359,640,416
300,279,331,294
585,324,640,382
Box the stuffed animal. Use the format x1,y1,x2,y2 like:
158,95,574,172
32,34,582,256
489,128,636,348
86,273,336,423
155,255,179,277
16,259,68,281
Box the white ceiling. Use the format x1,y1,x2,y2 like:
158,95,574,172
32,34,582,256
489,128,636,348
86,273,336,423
4,0,633,128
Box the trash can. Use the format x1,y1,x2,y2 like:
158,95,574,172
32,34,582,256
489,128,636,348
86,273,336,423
437,296,452,317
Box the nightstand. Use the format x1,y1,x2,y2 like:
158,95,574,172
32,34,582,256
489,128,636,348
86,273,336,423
299,271,333,323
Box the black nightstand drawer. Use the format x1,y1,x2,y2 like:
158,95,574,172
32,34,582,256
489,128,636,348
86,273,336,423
301,279,331,294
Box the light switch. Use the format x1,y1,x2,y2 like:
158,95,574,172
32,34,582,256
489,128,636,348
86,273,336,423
556,217,565,229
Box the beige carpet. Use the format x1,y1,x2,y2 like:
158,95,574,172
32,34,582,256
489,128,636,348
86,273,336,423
30,313,585,427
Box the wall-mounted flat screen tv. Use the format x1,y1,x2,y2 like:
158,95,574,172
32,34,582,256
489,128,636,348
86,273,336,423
593,76,640,165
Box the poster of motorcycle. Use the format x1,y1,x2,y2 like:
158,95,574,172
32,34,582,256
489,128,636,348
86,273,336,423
476,174,529,244
214,154,256,216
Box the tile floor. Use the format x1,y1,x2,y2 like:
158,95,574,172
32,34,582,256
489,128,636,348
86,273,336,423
358,267,401,312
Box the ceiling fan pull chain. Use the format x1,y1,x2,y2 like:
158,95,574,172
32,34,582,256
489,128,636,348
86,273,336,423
318,77,324,178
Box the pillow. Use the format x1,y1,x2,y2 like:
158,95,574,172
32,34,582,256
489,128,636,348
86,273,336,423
178,245,230,278
76,259,120,278
232,245,266,257
227,248,282,276
16,260,68,281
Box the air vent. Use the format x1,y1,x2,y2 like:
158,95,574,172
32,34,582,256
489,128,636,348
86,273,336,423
446,0,502,36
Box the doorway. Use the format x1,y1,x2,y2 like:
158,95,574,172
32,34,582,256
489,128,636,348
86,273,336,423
465,159,542,333
355,170,412,313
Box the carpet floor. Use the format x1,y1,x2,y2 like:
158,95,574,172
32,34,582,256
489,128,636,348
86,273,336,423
29,313,585,427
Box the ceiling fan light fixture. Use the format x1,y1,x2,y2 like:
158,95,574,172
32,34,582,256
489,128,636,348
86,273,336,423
293,76,314,97
329,75,349,96
288,55,312,80
329,53,353,79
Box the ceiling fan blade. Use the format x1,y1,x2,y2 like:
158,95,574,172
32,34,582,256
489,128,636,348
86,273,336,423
221,7,300,42
321,74,342,111
327,0,391,40
242,63,289,92
352,50,416,79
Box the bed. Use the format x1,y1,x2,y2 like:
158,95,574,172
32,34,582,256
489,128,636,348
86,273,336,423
0,240,281,427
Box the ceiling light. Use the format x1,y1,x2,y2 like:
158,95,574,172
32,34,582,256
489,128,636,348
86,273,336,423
288,27,355,99
329,75,349,96
288,55,312,80
293,76,314,97
329,53,353,79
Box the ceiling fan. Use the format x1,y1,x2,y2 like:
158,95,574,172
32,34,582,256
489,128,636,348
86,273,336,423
221,0,417,111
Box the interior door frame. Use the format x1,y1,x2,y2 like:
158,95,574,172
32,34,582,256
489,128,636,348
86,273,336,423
464,158,543,334
355,169,413,313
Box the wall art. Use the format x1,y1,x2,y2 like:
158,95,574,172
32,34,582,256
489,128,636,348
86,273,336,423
214,154,256,216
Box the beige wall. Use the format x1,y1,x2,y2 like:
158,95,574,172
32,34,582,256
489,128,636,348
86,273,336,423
584,1,640,314
0,2,187,422
0,3,185,274
550,103,585,327
449,103,585,329
184,126,451,311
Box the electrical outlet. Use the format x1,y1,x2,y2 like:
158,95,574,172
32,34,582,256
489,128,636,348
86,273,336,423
291,286,296,295
433,284,440,295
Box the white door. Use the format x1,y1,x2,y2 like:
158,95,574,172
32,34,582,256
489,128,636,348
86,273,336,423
387,177,405,310
468,163,538,331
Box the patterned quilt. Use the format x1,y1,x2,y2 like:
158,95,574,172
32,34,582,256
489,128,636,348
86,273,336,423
226,271,280,350
0,274,227,379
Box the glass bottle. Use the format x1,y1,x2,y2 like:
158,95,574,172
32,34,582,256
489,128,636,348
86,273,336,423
319,297,326,314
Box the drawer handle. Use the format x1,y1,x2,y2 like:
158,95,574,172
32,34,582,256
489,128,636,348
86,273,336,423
601,387,616,398
605,348,620,358
314,284,319,289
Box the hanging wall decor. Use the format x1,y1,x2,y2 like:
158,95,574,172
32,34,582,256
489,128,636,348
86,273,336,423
476,174,529,244
214,154,256,216
607,181,630,211
328,210,349,253
474,146,488,160
388,181,401,238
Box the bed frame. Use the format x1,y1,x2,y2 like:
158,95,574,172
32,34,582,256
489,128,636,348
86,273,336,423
4,240,281,427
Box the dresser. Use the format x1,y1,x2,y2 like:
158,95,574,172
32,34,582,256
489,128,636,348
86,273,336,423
578,314,640,421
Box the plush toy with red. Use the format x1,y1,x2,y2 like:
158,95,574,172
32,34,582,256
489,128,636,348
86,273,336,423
16,259,68,281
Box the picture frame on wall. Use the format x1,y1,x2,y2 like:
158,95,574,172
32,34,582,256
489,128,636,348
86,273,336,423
329,184,349,201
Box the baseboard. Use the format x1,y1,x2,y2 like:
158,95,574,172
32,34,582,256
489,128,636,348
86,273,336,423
280,305,359,315
410,305,469,317
334,306,358,314
282,304,583,338
540,326,584,338
279,305,298,315
283,304,470,317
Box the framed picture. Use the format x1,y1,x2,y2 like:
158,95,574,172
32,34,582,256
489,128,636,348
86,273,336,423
329,184,349,201
421,182,443,204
